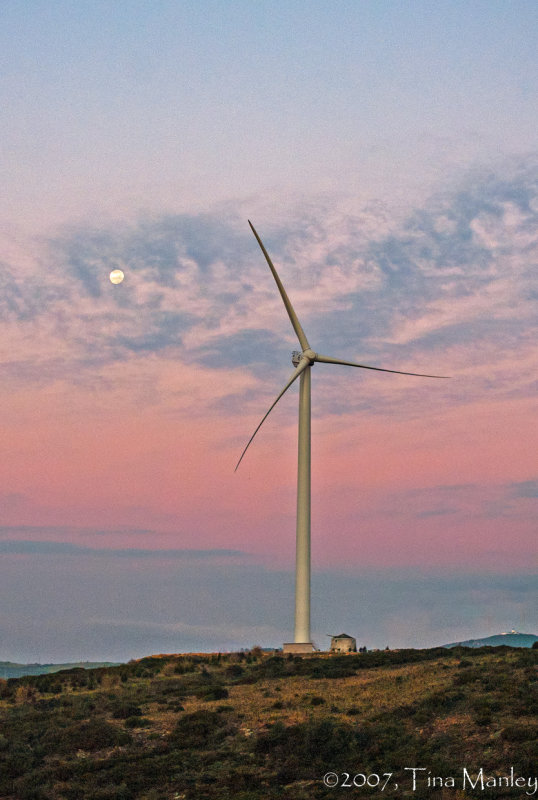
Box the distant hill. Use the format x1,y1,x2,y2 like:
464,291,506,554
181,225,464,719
0,660,121,679
443,631,537,649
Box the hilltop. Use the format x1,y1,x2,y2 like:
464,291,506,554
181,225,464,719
0,645,536,799
443,631,537,649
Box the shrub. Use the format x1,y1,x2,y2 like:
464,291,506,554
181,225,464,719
225,664,244,678
125,716,151,728
502,723,538,742
309,664,356,679
101,673,121,690
170,710,232,749
112,703,143,720
516,650,538,666
48,718,132,754
453,668,482,686
15,685,37,705
254,718,368,779
310,696,325,706
195,685,229,701
10,773,51,800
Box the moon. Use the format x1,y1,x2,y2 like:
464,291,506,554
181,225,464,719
109,269,125,284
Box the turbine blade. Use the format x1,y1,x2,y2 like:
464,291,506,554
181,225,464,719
248,220,310,351
235,358,310,472
314,353,449,378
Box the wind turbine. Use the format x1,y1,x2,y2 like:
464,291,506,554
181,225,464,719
236,221,447,652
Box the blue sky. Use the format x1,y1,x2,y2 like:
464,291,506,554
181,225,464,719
0,1,536,660
2,0,537,227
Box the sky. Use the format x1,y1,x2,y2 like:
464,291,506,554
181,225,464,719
0,1,536,662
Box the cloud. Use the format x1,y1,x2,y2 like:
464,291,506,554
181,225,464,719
375,480,537,522
415,507,459,518
509,479,538,499
0,156,535,423
0,525,153,537
88,617,287,646
0,539,247,559
9,162,538,446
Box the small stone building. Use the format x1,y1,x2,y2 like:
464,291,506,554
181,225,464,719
329,633,357,653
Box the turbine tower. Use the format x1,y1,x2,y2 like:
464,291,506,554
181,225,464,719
236,221,447,653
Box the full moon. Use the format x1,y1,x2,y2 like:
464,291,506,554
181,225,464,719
109,269,125,284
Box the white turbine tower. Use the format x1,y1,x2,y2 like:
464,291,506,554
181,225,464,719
236,221,447,653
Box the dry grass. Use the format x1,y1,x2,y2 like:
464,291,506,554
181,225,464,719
129,650,532,748
134,658,462,737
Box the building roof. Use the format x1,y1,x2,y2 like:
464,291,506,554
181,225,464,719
332,633,355,639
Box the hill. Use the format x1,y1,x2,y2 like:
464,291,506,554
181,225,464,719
0,660,121,679
0,646,536,799
443,631,537,648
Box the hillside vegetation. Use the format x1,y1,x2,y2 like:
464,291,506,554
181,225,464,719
0,646,536,799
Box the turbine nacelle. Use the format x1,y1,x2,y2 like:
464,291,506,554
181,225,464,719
291,350,302,366
292,348,316,366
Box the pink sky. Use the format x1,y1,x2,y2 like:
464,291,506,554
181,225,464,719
0,196,536,569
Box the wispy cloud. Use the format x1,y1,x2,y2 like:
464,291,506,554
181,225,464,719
0,539,247,559
415,507,459,519
88,616,287,646
508,480,538,499
0,525,153,537
376,480,538,522
1,156,535,422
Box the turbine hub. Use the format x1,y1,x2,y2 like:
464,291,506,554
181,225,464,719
291,348,316,366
